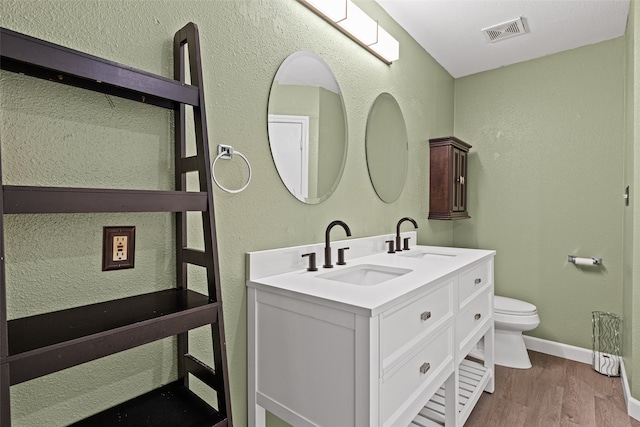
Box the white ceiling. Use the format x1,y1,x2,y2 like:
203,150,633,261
375,0,631,78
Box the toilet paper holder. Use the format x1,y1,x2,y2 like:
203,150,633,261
568,255,603,266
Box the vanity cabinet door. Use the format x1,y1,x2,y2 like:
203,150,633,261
428,136,472,220
250,290,363,426
452,147,467,213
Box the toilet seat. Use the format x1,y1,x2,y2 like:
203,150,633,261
494,295,537,316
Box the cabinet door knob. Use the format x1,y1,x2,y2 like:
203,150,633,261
474,313,482,320
474,278,482,285
420,362,431,374
420,311,432,321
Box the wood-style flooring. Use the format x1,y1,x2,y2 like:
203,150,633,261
464,351,640,427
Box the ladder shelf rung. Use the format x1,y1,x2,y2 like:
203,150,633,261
0,27,200,109
3,185,207,213
4,288,219,385
182,248,210,267
184,353,222,390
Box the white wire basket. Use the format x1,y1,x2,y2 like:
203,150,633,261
592,311,621,377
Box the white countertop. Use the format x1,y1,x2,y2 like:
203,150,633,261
248,236,495,316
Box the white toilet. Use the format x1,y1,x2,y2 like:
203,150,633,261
493,295,540,369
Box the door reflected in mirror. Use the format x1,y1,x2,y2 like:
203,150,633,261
366,93,408,203
268,51,348,204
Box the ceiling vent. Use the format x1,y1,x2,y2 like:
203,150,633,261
481,17,527,43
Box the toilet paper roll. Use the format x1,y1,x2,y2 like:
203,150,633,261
574,257,595,266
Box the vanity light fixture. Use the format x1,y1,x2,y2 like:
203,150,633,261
299,0,400,64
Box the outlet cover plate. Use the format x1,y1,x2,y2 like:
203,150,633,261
103,226,135,271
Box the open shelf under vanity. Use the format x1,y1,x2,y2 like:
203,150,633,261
410,359,492,427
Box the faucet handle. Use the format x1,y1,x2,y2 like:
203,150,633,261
385,240,395,254
302,252,318,271
403,237,411,251
337,247,350,265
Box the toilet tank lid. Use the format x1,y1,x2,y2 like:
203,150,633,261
494,295,537,315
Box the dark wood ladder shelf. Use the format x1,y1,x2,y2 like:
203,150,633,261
0,23,233,426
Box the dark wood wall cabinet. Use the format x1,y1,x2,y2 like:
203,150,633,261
0,24,232,426
428,136,472,220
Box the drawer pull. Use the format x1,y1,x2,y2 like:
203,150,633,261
420,362,431,375
420,311,432,321
474,313,482,320
475,278,482,285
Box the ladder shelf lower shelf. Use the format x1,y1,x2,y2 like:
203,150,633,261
5,288,218,385
68,380,228,427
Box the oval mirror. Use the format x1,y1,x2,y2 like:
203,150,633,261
267,51,348,204
365,93,408,203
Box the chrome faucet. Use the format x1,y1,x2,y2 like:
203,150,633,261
324,220,352,268
396,217,418,252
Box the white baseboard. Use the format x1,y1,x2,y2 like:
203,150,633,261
524,335,639,422
621,359,640,421
523,335,592,364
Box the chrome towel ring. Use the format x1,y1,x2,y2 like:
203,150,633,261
212,144,252,194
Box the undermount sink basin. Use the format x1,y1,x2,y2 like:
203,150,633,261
398,250,457,259
317,264,412,286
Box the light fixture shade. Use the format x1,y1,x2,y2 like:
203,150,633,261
299,0,400,64
369,26,400,62
337,1,378,46
303,0,347,22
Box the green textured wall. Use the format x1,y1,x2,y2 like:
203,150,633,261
634,0,640,400
0,0,454,426
623,0,640,400
454,38,626,352
623,0,634,398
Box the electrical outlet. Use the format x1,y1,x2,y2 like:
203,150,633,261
113,235,128,261
103,226,135,271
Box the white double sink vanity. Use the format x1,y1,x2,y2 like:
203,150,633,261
247,232,495,427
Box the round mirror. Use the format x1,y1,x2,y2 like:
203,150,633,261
365,93,408,203
267,51,348,204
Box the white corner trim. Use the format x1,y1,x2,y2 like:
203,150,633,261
523,335,592,364
621,359,640,421
524,335,639,422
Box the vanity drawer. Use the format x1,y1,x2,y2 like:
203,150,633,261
380,326,453,426
457,290,492,351
380,279,453,368
458,260,491,307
